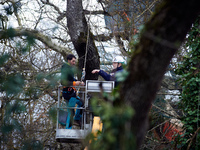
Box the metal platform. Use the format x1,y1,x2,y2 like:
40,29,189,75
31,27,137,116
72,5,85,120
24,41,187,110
56,80,114,143
56,128,90,143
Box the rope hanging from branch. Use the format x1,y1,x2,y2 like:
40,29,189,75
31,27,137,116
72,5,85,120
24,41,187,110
80,5,92,82
77,5,92,96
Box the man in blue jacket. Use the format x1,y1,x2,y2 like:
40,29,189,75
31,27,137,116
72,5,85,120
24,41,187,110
91,56,124,86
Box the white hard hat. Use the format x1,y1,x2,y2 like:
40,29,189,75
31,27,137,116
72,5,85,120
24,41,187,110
112,56,124,63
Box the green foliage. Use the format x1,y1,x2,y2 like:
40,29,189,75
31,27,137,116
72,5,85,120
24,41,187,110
0,53,10,66
1,101,26,142
86,89,135,150
48,106,57,124
128,24,145,53
6,28,17,39
45,73,60,88
22,139,43,150
15,33,36,53
2,73,25,96
0,49,60,148
5,100,26,116
175,17,200,150
115,69,129,82
0,20,50,148
0,54,25,97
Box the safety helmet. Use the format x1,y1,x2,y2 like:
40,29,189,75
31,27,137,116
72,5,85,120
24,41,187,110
112,56,124,63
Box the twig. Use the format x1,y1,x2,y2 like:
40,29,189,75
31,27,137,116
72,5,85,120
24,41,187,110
152,104,180,119
187,127,200,150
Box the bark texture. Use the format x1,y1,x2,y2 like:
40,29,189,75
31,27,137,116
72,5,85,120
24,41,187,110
120,0,200,148
67,0,100,80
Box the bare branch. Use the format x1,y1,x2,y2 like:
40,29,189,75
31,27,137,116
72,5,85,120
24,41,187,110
84,10,109,15
187,127,200,150
0,28,71,56
93,33,113,41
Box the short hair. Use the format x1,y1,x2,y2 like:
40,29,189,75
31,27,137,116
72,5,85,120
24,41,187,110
67,54,76,61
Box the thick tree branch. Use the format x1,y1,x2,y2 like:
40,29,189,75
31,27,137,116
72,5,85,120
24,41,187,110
120,0,200,148
0,28,70,57
84,10,109,15
57,10,110,22
67,0,100,80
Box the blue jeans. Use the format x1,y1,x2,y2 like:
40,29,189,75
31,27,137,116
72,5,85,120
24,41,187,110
65,96,83,129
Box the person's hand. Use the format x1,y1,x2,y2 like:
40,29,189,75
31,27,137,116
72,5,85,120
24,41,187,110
80,81,85,86
75,81,85,86
91,69,100,74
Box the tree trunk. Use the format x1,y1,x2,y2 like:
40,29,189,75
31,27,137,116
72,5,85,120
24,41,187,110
67,0,100,80
120,0,200,148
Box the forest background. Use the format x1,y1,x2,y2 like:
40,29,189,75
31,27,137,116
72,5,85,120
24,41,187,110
0,0,200,149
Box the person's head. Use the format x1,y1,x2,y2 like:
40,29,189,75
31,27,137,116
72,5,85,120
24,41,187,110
67,54,76,66
112,56,124,69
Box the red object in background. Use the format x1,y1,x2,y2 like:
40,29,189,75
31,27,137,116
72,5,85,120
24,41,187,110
163,122,184,141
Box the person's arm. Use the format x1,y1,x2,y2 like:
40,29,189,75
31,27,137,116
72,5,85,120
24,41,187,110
99,70,111,81
92,69,111,81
